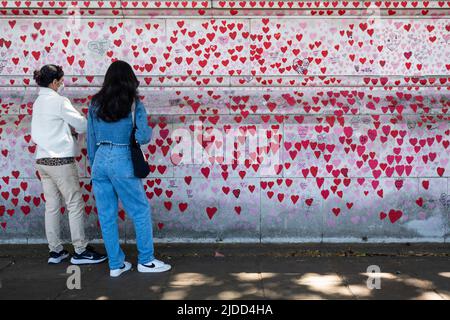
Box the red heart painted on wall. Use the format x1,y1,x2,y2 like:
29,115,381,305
206,207,217,220
388,209,403,224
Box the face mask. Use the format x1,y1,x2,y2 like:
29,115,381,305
57,82,64,92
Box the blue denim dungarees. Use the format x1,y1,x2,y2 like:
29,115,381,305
87,100,154,269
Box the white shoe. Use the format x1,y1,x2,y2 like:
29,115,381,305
138,259,171,273
110,261,132,277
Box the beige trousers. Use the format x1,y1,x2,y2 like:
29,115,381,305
36,162,88,254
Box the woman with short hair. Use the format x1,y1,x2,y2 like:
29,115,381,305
31,64,107,265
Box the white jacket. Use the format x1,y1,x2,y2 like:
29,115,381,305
31,87,87,159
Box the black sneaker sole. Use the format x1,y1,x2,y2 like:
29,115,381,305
70,256,108,265
48,253,70,264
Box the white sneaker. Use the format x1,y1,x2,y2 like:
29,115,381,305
110,261,132,277
138,259,171,273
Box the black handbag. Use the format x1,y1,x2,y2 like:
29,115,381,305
130,102,150,178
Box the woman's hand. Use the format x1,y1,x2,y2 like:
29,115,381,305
70,125,79,139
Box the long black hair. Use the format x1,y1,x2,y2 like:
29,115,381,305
33,64,64,87
91,60,139,122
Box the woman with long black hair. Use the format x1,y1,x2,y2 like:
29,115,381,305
87,60,171,277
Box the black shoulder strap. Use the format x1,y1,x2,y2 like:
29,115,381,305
131,100,137,130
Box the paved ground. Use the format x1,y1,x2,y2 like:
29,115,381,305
0,243,449,300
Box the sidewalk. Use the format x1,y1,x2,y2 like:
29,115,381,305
0,244,449,300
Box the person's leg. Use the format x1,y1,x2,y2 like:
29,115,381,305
111,171,170,273
107,148,154,265
111,175,155,265
92,149,125,270
36,164,64,253
50,163,88,255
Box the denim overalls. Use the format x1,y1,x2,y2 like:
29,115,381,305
87,100,153,269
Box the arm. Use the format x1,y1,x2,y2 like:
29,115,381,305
60,97,87,134
86,106,98,169
134,100,152,145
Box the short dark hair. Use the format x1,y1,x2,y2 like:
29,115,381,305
33,64,64,87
